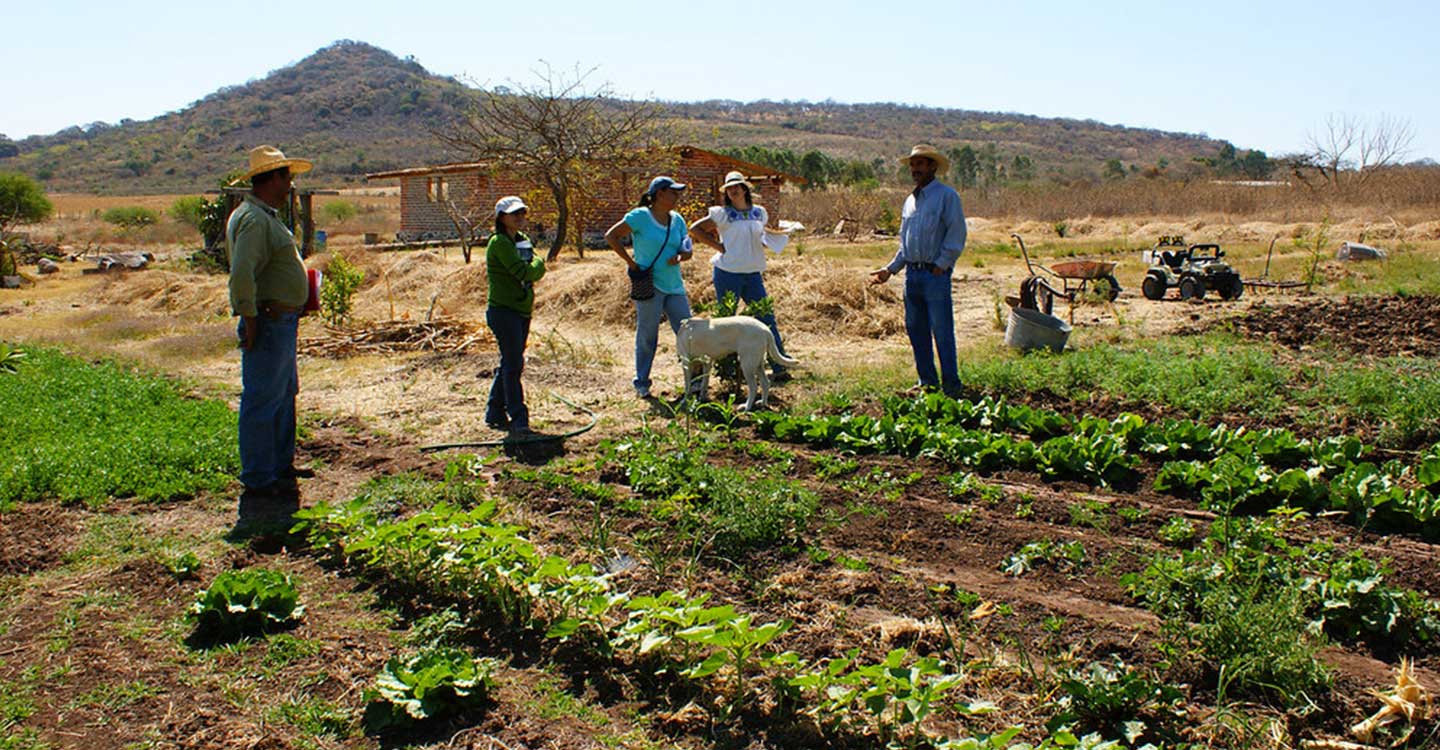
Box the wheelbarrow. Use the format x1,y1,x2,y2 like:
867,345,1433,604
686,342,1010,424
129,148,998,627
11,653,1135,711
1009,234,1122,318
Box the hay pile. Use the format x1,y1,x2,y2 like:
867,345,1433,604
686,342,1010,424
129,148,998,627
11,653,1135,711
381,251,450,297
95,271,230,316
762,259,904,338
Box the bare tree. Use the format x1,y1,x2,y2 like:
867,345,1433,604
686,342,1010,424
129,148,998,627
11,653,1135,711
439,197,486,264
1298,113,1416,191
438,64,672,262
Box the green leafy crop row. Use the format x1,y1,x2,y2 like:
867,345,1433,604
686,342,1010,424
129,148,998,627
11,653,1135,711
755,394,1440,537
294,494,1123,748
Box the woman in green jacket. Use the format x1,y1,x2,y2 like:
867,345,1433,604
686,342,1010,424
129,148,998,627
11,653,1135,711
485,196,546,434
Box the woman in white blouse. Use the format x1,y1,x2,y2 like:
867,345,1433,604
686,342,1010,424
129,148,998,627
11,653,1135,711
689,171,793,380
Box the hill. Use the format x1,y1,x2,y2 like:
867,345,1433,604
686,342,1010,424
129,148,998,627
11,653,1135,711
0,40,1233,193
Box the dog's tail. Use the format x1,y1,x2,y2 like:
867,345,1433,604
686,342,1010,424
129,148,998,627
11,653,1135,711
767,334,800,368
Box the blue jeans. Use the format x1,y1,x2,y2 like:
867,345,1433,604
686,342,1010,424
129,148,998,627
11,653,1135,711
633,292,691,392
237,312,299,490
486,306,531,429
712,268,788,368
903,269,960,392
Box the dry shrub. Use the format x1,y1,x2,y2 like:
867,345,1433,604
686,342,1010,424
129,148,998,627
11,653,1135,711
780,166,1440,230
1407,221,1440,241
95,271,229,316
785,187,907,238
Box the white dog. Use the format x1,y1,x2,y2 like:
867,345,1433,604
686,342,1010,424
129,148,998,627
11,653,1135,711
676,316,799,411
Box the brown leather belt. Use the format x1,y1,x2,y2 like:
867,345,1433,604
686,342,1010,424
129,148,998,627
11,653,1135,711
258,302,305,318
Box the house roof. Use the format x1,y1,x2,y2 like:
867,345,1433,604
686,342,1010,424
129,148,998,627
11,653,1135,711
364,145,807,185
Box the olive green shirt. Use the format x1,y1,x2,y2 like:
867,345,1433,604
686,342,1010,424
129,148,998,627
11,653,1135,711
227,194,307,317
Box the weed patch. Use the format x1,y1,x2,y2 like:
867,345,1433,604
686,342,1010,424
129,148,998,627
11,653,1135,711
0,346,237,507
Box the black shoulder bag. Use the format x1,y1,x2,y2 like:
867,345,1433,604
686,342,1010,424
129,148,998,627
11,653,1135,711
628,216,672,301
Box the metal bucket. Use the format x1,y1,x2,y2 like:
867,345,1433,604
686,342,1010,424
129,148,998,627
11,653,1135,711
1005,307,1071,354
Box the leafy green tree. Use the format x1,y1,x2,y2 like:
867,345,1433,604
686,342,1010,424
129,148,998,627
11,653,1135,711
799,150,839,190
1011,154,1036,182
1240,149,1274,180
169,196,206,229
1102,159,1127,181
319,199,357,223
950,146,979,188
0,172,53,277
0,172,54,235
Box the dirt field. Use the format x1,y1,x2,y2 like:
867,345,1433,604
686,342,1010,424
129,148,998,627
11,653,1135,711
2,213,1438,749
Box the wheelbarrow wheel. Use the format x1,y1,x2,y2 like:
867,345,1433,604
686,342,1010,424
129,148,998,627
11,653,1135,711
1099,274,1121,301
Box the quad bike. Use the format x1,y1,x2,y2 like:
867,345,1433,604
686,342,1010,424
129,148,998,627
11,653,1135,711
1141,237,1243,301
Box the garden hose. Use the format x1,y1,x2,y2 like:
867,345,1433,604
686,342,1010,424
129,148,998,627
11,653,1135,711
419,394,598,452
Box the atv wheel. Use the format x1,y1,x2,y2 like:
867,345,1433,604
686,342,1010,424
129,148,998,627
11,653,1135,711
1179,276,1205,301
1219,276,1244,301
1099,274,1121,301
1141,272,1166,300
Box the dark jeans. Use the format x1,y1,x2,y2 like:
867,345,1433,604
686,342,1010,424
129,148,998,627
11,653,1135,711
712,267,789,369
903,269,960,392
486,306,531,429
237,312,299,490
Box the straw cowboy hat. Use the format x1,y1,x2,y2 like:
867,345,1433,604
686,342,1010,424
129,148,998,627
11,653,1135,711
238,145,313,183
899,144,950,175
720,171,753,190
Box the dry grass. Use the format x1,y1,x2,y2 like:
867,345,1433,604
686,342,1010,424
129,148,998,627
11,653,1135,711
784,167,1440,239
95,270,230,316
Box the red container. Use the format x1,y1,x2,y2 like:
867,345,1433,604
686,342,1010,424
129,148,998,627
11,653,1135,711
305,268,323,312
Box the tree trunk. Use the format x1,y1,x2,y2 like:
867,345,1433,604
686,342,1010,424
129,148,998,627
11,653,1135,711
547,181,568,263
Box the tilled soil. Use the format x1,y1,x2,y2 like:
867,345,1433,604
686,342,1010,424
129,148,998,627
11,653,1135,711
6,405,1440,748
1212,293,1440,357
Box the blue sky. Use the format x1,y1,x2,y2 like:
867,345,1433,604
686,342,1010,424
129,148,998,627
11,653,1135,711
5,0,1437,160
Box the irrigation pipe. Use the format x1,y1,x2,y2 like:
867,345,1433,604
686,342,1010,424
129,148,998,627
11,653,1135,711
419,394,598,452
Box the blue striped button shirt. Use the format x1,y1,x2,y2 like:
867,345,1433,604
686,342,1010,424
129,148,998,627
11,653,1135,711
884,179,968,274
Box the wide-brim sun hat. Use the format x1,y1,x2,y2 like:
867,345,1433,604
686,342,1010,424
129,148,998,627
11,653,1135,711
899,144,950,176
720,171,753,190
239,145,313,182
647,176,687,195
495,196,528,216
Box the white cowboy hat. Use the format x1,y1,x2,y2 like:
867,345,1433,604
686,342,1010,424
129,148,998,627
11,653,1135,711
239,145,313,183
899,144,950,176
720,171,753,190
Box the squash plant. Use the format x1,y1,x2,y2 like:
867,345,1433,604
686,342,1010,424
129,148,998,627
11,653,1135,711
363,647,496,732
187,568,303,639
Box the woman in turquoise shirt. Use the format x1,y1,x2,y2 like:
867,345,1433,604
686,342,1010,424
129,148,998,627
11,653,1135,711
605,176,693,398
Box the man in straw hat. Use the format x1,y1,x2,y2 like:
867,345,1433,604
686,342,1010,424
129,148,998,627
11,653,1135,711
868,145,968,397
226,145,313,534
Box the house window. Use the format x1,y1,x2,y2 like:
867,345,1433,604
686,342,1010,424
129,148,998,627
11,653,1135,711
427,177,448,202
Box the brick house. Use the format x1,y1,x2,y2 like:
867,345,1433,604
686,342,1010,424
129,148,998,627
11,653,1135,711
364,146,805,243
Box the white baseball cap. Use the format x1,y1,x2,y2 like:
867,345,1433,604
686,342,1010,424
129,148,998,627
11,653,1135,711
495,196,528,216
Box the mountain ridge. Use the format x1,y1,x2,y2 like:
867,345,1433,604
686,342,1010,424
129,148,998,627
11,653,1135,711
0,40,1233,193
